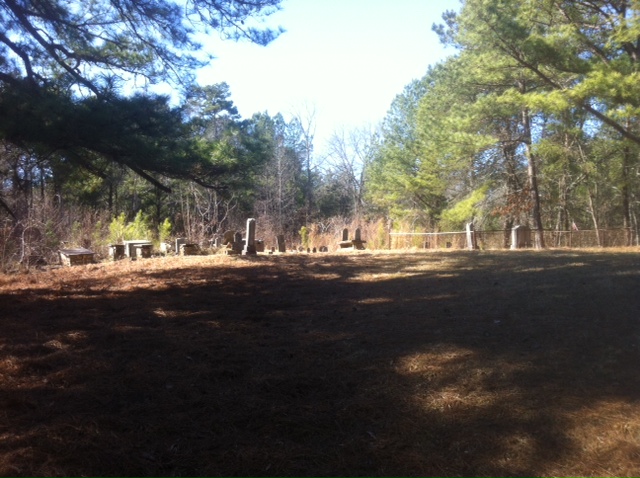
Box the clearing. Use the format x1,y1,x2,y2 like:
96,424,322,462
0,249,639,476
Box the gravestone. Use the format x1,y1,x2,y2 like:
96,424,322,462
134,243,152,258
124,240,152,258
159,242,172,255
222,230,235,245
339,228,352,248
276,234,286,253
175,238,187,255
109,244,125,261
312,247,317,253
59,248,95,266
352,228,366,250
243,218,257,255
231,232,243,254
214,237,222,248
510,225,531,249
466,222,478,250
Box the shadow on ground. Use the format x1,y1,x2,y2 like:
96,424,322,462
0,250,639,476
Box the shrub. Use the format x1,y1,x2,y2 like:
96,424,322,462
108,213,127,244
158,218,172,244
124,211,151,240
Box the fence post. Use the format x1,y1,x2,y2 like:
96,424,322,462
466,222,477,250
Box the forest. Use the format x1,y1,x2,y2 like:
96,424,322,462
2,0,640,269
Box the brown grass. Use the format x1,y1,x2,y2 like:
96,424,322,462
1,249,640,476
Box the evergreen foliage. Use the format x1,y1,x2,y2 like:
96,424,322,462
367,0,640,246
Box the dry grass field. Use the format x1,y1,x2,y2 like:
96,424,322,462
0,249,639,476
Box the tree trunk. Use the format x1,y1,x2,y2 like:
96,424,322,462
622,143,632,246
502,138,520,248
586,183,601,247
521,106,545,248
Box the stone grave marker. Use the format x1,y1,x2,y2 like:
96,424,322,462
175,238,187,255
277,234,286,253
231,232,243,254
510,225,531,249
352,228,366,250
222,230,235,245
59,247,95,266
339,228,352,248
159,242,172,255
109,244,125,261
124,240,152,259
243,218,257,255
466,222,478,250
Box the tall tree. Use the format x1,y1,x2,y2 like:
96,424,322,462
251,112,305,234
366,77,431,222
437,0,553,247
291,102,317,222
0,0,283,96
0,0,283,200
326,126,375,221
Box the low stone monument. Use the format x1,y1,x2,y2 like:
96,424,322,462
175,238,187,254
124,240,152,259
339,228,352,248
134,243,152,258
222,230,235,245
227,231,243,255
59,247,95,266
338,228,366,250
108,244,125,261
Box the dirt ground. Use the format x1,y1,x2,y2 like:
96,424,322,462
1,249,639,476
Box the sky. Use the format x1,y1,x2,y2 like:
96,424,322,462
196,0,458,154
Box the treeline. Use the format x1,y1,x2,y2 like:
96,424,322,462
366,0,640,248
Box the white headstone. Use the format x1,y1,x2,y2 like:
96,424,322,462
243,218,257,255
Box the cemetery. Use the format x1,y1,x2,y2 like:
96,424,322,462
3,0,640,475
56,217,348,267
54,217,584,268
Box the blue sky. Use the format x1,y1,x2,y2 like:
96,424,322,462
196,0,458,153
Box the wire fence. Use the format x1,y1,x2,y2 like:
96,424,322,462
389,228,636,250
